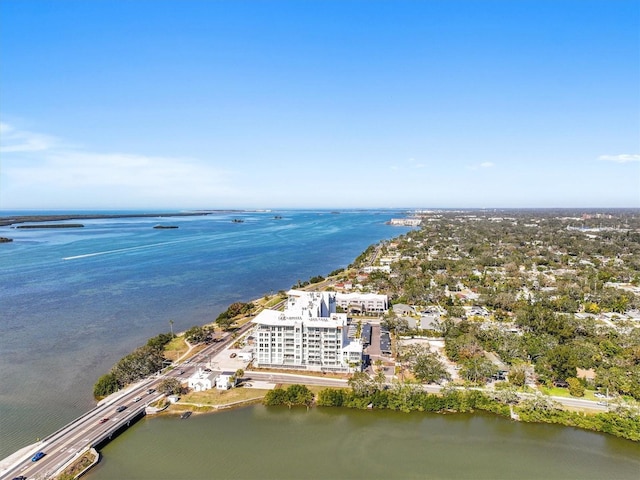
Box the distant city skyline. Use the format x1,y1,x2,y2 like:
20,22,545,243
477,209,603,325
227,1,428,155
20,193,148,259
1,0,638,210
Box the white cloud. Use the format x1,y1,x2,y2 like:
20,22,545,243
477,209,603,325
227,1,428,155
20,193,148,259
408,158,425,168
0,122,58,153
6,151,234,196
1,122,237,207
467,161,496,171
598,154,640,163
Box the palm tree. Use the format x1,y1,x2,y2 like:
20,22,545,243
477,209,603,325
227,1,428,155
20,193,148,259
169,319,174,338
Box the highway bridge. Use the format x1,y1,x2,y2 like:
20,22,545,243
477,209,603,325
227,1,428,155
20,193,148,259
1,321,254,480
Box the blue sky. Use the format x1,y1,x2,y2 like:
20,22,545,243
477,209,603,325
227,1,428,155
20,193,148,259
1,0,638,210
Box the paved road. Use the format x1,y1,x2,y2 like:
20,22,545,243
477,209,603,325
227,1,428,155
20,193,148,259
549,395,611,411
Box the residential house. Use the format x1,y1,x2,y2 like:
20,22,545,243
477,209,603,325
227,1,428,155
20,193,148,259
187,368,216,392
216,372,236,390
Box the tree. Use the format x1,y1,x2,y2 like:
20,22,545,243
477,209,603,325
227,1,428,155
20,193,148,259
508,363,527,387
263,388,288,406
412,353,451,384
348,371,378,397
566,377,585,397
317,388,347,407
110,344,166,387
460,356,498,384
215,314,235,331
374,369,387,388
146,332,174,349
93,373,119,398
184,325,207,343
159,377,183,395
235,368,244,381
285,384,314,408
545,345,578,381
263,385,314,407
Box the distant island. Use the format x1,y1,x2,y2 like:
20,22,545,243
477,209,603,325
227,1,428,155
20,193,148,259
0,237,13,243
0,211,244,227
231,219,244,223
153,225,179,229
16,223,85,229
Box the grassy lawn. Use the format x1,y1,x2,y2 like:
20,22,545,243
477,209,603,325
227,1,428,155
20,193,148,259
163,336,190,362
540,386,572,397
177,385,269,407
263,295,287,309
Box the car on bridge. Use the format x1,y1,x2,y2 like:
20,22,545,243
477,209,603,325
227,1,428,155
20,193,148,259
115,405,127,413
31,451,45,462
99,418,109,424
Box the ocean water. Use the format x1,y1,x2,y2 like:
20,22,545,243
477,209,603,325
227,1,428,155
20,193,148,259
0,209,412,459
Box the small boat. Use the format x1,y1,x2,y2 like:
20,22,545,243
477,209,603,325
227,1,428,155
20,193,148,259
181,411,192,419
231,219,244,223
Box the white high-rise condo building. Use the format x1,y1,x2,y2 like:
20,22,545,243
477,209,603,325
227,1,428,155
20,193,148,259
252,290,363,372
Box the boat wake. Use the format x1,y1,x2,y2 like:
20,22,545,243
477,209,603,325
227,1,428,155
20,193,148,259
62,239,192,260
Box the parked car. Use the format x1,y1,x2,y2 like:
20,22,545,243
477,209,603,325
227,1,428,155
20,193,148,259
230,353,237,358
115,405,127,413
31,451,45,462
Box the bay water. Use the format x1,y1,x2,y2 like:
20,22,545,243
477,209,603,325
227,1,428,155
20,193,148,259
0,209,411,459
88,405,640,480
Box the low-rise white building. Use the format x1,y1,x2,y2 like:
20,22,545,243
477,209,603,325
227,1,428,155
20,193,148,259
187,368,217,392
362,265,391,274
216,372,236,390
252,290,363,372
237,349,253,361
335,292,388,314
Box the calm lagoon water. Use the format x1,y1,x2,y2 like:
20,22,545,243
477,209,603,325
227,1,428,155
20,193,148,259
0,209,411,458
88,405,640,480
